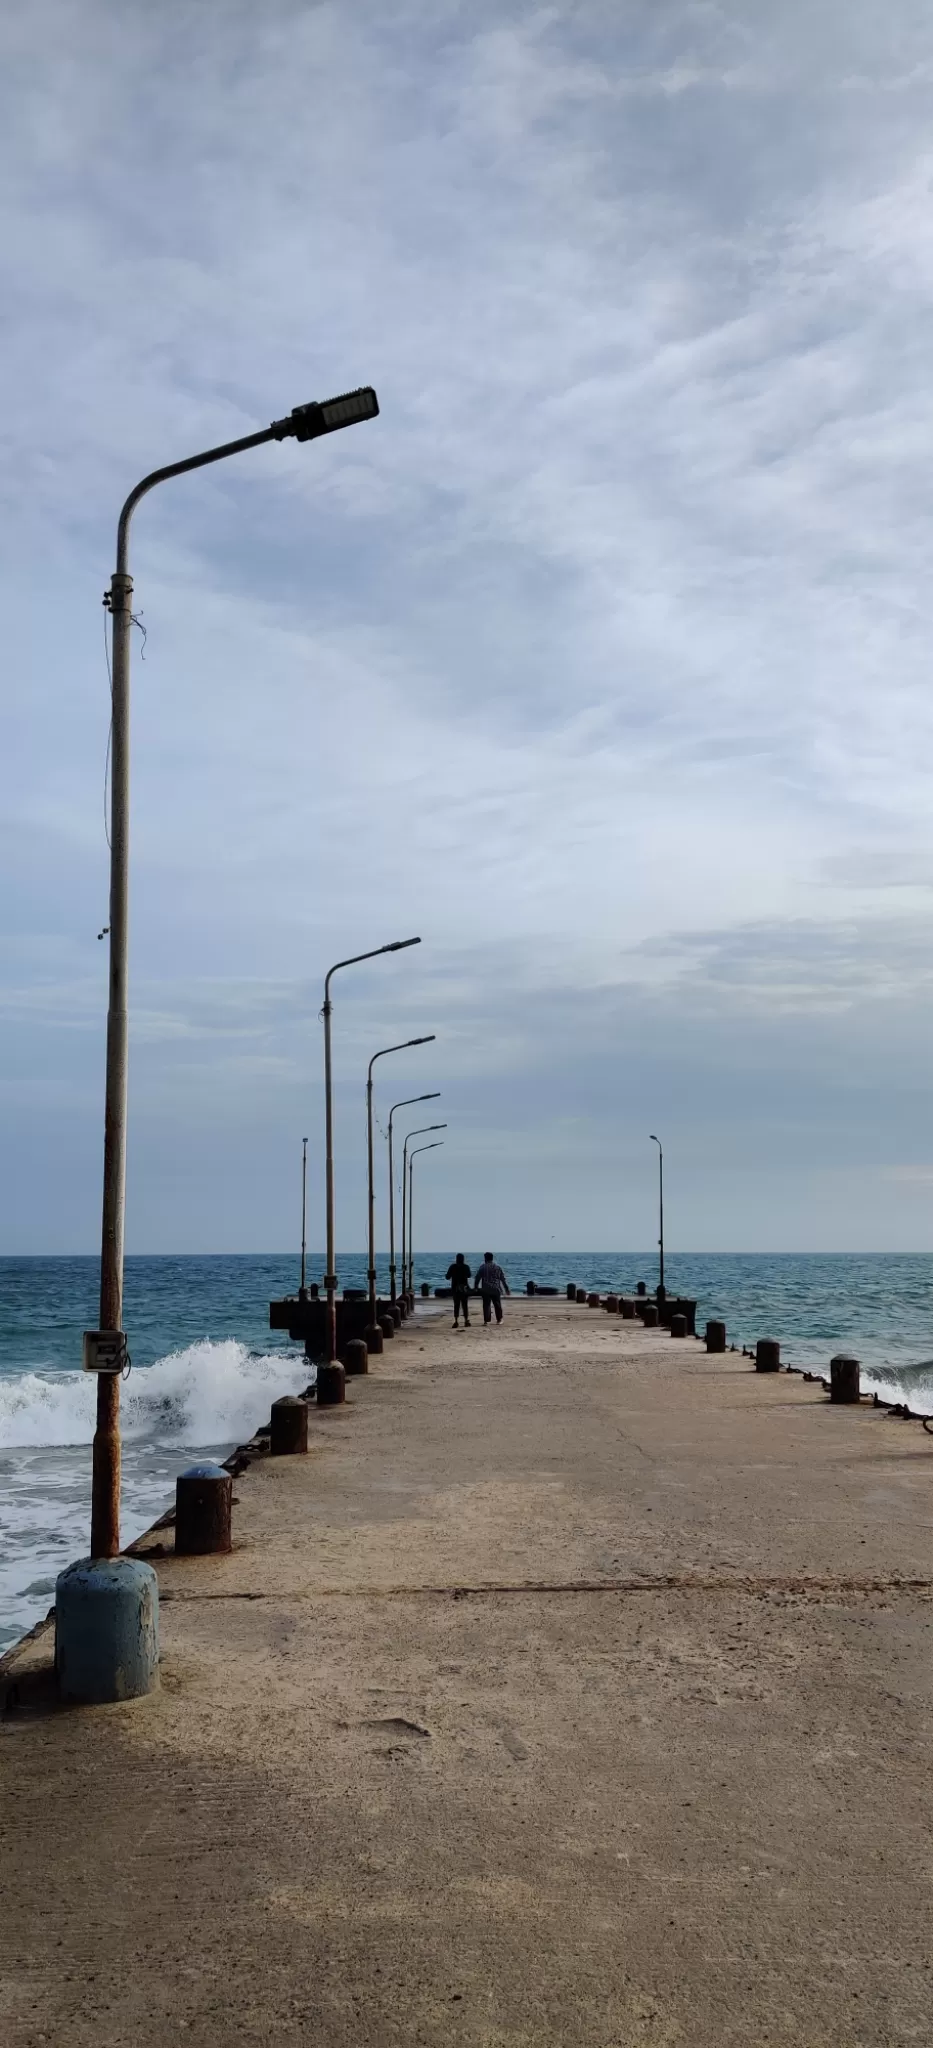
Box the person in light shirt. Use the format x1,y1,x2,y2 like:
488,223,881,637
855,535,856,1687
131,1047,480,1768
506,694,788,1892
474,1253,510,1326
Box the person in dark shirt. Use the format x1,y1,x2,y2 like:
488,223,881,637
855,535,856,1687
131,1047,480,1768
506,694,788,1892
474,1253,510,1325
445,1255,472,1327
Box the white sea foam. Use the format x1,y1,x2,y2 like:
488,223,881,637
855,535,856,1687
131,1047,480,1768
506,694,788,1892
0,1338,310,1452
0,1340,312,1651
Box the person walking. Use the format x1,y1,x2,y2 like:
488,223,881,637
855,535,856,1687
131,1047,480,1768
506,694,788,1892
475,1252,510,1325
445,1254,473,1328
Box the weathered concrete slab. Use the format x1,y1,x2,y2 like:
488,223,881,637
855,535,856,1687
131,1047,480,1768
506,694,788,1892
2,1302,932,2045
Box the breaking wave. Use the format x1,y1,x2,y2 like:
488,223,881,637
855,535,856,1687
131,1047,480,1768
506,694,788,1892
0,1339,310,1452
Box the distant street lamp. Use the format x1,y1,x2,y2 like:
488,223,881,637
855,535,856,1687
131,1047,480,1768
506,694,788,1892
89,387,380,1561
402,1123,447,1297
320,937,420,1404
650,1134,665,1298
387,1093,440,1302
366,1036,435,1337
408,1141,444,1297
299,1136,309,1299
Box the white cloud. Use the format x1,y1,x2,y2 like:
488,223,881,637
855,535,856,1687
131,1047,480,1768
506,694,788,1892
3,0,933,1248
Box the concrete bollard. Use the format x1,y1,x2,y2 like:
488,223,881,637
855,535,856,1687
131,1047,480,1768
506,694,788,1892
271,1395,309,1453
620,1298,635,1319
605,1294,619,1313
755,1338,780,1373
642,1302,659,1327
587,1292,600,1308
316,1362,346,1407
56,1556,159,1705
576,1288,587,1304
344,1338,369,1376
379,1314,396,1341
670,1313,687,1338
175,1461,232,1554
830,1354,860,1403
365,1322,384,1355
706,1320,726,1353
390,1303,402,1328
566,1283,577,1300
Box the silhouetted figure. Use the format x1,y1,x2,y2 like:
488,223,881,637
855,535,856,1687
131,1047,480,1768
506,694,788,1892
475,1252,510,1325
446,1254,472,1328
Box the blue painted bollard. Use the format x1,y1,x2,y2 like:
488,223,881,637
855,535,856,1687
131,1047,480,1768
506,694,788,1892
175,1462,232,1555
56,1556,159,1705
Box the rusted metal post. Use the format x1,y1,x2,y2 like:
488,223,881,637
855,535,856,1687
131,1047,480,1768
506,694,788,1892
830,1353,860,1403
670,1312,687,1338
270,1395,309,1454
343,1337,369,1376
175,1462,233,1555
706,1319,726,1353
756,1338,780,1372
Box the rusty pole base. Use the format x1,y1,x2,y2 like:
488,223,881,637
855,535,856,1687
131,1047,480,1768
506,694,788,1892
270,1396,309,1453
344,1338,369,1376
316,1363,346,1407
830,1353,860,1403
175,1462,233,1551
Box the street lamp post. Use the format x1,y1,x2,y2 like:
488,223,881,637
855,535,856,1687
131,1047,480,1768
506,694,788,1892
298,1138,308,1294
320,937,420,1405
401,1123,446,1300
387,1093,440,1302
408,1141,444,1297
366,1036,435,1341
88,386,380,1562
650,1134,665,1299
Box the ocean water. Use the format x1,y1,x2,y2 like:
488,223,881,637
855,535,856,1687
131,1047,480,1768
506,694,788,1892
2,1251,932,1653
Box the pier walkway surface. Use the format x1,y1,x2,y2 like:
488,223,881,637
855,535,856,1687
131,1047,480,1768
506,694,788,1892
2,1299,933,2046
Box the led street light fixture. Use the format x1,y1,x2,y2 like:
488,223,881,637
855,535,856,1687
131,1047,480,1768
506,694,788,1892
277,386,380,443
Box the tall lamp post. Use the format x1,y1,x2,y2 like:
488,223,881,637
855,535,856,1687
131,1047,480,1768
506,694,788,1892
650,1134,665,1299
88,386,380,1564
299,1136,309,1299
366,1036,435,1342
408,1140,444,1297
320,937,420,1405
401,1123,446,1300
388,1093,440,1303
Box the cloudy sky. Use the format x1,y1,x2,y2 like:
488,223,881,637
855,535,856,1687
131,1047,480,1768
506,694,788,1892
3,0,933,1256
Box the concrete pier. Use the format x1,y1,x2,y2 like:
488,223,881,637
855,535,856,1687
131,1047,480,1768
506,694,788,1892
2,1299,932,2045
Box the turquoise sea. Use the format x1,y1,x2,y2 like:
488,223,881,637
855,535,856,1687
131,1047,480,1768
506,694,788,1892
2,1251,932,1651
